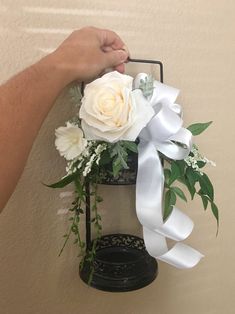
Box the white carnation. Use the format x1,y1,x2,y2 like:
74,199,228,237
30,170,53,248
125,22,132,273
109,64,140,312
55,122,87,160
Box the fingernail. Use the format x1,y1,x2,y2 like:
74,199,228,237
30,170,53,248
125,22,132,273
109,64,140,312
118,49,128,62
121,45,130,63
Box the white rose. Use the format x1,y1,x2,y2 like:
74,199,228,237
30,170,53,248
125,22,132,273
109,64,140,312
79,71,154,143
55,122,87,160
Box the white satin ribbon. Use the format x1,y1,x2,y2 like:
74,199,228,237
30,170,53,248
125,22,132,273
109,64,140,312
134,74,204,268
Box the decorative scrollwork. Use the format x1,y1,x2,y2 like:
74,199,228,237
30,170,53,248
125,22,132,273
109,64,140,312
96,234,146,251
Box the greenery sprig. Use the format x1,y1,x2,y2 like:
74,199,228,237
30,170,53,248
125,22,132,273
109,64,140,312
162,121,219,234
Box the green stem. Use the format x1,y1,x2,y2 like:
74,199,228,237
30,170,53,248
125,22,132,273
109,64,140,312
58,212,76,257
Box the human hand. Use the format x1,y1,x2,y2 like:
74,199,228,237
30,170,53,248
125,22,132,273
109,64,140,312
51,26,129,83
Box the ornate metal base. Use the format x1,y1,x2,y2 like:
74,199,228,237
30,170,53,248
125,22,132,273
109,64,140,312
79,234,158,292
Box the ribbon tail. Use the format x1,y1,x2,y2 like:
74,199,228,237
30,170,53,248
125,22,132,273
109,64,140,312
136,141,164,228
136,140,203,269
144,227,204,269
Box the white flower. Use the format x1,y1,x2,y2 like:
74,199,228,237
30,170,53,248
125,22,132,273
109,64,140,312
55,122,87,160
79,71,154,143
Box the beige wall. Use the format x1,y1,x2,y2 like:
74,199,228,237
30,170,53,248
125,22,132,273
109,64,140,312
0,1,234,313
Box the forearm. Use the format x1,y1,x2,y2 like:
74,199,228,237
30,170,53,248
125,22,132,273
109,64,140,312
0,53,70,211
0,27,128,212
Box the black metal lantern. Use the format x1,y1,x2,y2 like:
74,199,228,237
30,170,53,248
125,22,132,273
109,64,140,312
79,59,164,292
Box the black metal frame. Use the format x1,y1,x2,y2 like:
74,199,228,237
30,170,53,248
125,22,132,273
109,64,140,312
80,59,163,291
84,58,163,251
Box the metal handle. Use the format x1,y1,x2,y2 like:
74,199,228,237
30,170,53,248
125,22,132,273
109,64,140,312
128,58,164,83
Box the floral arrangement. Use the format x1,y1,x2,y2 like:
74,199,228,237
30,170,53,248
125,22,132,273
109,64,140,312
47,71,218,274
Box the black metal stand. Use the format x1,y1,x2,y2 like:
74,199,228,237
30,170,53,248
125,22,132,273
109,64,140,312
79,59,163,292
79,234,158,292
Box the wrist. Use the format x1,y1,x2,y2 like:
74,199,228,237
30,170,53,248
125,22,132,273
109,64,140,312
34,51,75,89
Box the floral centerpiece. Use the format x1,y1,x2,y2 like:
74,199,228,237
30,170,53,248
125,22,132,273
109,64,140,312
47,70,218,278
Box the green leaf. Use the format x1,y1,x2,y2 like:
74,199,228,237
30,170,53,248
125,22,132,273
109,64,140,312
170,190,177,205
185,168,196,199
169,161,181,185
187,121,212,136
185,177,196,199
176,160,186,176
197,161,206,168
196,172,214,201
44,173,77,189
211,202,219,234
74,178,85,201
200,193,209,210
186,167,196,186
99,150,112,165
171,187,187,202
164,190,172,220
97,214,102,220
71,225,78,234
164,189,176,220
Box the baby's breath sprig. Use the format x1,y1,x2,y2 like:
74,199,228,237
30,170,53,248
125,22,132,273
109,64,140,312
184,144,216,175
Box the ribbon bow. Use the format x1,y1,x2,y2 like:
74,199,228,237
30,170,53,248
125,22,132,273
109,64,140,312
134,74,203,268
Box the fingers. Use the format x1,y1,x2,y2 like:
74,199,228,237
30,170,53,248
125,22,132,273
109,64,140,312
101,31,130,73
102,49,129,70
100,28,125,50
114,63,125,73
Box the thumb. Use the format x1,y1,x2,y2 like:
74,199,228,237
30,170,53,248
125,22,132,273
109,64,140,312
102,49,128,68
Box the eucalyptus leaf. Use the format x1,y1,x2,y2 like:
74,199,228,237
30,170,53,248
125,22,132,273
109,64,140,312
187,121,212,136
113,158,122,177
122,141,138,153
